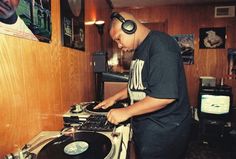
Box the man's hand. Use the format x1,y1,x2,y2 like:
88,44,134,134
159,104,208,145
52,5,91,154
107,108,131,125
93,97,116,109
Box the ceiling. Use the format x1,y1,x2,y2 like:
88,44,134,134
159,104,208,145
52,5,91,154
109,0,236,8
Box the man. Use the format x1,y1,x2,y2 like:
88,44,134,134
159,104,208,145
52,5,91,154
95,12,191,159
0,0,38,40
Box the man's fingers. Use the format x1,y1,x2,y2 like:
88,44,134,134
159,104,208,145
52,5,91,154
94,102,107,109
93,103,103,109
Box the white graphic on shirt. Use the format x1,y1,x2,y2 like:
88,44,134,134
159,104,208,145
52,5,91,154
128,59,146,103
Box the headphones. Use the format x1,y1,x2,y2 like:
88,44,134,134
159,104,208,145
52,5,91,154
110,12,137,34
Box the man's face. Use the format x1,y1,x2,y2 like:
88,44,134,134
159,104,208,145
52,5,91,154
110,22,136,52
0,0,20,19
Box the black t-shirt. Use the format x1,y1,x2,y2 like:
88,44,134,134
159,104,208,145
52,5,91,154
128,30,190,124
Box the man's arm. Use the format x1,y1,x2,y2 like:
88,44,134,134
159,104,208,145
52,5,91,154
107,96,175,125
126,96,175,116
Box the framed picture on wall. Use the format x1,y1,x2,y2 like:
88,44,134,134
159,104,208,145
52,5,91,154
228,48,236,79
0,0,51,43
173,34,194,65
60,0,85,51
199,27,226,49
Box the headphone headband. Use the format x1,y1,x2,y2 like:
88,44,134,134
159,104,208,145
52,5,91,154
110,12,125,23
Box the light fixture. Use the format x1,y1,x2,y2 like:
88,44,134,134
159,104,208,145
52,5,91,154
95,20,105,51
85,21,96,25
95,20,105,25
93,20,106,101
95,20,105,36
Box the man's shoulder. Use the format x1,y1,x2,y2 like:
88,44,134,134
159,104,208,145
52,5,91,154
151,30,173,39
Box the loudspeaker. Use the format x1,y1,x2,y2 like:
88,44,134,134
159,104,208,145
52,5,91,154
110,12,137,34
93,52,107,73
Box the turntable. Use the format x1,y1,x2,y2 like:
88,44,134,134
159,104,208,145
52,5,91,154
19,127,126,159
63,101,125,130
36,131,115,159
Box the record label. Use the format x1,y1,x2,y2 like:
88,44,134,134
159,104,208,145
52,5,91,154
37,132,114,159
64,141,89,155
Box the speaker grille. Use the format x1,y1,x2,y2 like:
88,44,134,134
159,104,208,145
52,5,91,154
93,52,107,73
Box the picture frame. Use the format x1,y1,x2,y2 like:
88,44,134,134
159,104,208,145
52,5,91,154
0,0,52,43
228,48,236,79
173,34,194,65
60,0,85,51
199,27,226,49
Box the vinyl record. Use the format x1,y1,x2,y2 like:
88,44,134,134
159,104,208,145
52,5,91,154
84,102,124,115
37,132,114,159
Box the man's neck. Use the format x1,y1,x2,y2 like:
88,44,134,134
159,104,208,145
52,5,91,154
137,28,151,46
0,13,18,24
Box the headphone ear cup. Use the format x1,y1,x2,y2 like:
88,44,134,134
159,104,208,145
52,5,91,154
122,20,137,34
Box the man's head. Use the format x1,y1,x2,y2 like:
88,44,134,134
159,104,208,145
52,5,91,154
110,12,137,35
0,0,20,19
109,12,139,52
110,12,150,53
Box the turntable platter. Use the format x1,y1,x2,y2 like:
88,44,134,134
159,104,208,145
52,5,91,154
37,132,114,159
84,102,124,115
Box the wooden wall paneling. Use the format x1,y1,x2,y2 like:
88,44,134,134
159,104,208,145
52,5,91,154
0,0,112,157
40,43,64,131
0,36,42,155
142,21,168,33
20,40,43,134
59,48,71,115
104,82,128,99
85,0,112,53
185,66,200,107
